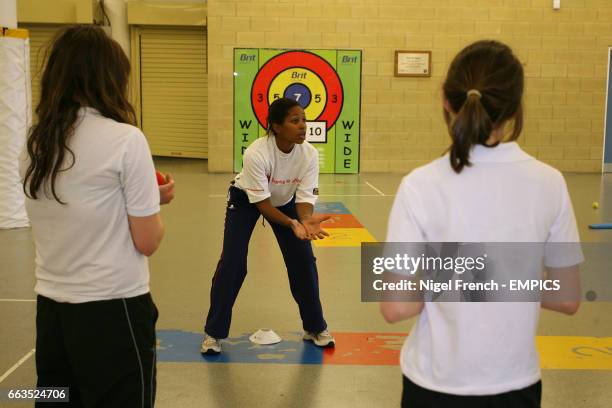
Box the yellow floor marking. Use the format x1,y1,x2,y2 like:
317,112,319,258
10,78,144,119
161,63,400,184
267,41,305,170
314,228,377,247
537,336,612,370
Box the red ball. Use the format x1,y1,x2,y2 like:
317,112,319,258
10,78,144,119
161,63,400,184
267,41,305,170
155,171,166,185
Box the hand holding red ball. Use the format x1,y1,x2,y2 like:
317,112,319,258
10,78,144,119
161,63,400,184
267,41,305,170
156,170,166,186
155,170,175,204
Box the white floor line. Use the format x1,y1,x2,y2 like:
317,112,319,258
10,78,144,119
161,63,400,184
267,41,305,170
0,349,35,384
364,181,386,196
317,183,359,186
209,194,389,198
0,299,36,302
317,194,382,197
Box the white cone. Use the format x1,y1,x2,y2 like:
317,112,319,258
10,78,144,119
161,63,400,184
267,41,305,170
249,329,282,345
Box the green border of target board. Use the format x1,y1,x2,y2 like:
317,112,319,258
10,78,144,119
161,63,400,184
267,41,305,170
234,48,362,174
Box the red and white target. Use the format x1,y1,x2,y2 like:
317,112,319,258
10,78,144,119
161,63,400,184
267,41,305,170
251,51,343,142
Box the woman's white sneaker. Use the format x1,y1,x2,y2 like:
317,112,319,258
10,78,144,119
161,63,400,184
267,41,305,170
303,329,335,347
200,333,222,355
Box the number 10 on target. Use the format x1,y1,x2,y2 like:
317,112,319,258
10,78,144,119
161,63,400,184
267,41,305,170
306,121,327,143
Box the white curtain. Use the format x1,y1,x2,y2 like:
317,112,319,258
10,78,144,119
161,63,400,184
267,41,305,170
0,34,31,228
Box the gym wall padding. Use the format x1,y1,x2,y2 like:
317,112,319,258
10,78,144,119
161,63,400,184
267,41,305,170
23,25,60,122
0,29,30,228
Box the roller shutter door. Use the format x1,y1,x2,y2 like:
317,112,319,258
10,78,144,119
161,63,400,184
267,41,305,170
138,26,208,158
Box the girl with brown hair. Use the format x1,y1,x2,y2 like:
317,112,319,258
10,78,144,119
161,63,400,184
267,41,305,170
21,25,174,407
381,40,582,408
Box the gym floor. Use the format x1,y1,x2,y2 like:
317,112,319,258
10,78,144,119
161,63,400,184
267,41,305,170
1,157,611,407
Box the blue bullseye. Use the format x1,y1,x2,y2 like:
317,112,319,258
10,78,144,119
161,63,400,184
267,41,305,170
284,83,312,109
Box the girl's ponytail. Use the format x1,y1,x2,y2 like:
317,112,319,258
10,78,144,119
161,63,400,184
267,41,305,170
443,41,524,174
449,90,493,173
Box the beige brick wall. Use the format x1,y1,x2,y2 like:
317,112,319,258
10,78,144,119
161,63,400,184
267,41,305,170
208,0,611,173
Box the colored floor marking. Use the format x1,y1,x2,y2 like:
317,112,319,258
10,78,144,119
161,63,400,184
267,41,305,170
322,332,403,366
156,330,612,370
314,227,377,247
312,201,377,247
537,336,612,370
314,202,350,214
321,214,363,228
157,330,324,365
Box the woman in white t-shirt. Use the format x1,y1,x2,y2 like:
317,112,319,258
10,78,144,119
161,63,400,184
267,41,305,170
380,40,582,408
21,26,174,407
201,98,335,354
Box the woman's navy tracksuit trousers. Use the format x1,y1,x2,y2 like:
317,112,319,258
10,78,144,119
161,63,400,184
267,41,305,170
204,185,327,339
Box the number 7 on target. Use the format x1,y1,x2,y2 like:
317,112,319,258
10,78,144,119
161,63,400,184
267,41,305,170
307,121,327,143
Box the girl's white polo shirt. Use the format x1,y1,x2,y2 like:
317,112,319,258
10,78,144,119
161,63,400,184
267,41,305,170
21,108,160,303
387,142,583,395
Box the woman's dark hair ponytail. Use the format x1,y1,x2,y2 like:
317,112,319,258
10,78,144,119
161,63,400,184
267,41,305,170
443,40,524,173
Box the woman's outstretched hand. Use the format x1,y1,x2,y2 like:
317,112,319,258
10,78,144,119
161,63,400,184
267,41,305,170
301,214,331,240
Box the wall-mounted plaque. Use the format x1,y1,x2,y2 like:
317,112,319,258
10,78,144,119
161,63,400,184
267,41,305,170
395,50,431,77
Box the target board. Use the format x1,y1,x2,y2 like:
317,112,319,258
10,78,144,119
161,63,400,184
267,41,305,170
234,49,362,173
